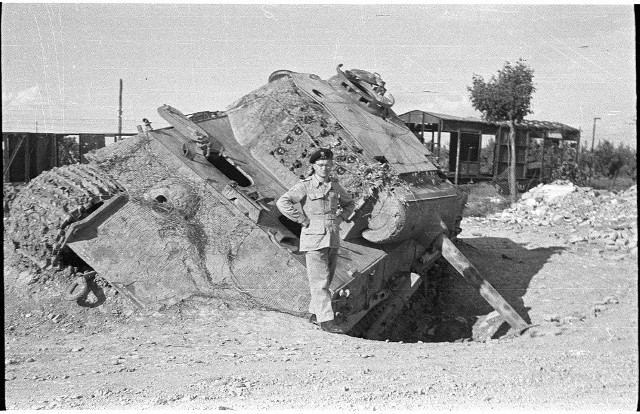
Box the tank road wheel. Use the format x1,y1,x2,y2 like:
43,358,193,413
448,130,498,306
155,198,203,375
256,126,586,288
65,275,90,302
6,164,124,270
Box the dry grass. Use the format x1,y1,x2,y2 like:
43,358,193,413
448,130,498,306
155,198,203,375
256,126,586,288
589,176,636,192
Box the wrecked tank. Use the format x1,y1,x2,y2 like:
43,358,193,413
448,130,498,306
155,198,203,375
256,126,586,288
7,65,529,337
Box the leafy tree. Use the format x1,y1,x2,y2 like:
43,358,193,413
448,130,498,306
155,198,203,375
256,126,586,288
578,145,591,171
615,142,637,180
551,160,589,186
57,136,80,166
468,59,536,202
592,140,636,187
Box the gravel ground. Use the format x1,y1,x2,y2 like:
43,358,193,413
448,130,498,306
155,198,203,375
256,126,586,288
3,183,638,411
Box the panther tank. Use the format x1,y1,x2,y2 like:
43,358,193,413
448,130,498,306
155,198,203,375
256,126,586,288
7,65,528,337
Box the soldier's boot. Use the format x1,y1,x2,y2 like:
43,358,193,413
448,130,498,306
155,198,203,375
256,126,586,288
320,320,345,334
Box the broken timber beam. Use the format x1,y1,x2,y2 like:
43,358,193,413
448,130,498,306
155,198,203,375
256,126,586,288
435,232,530,333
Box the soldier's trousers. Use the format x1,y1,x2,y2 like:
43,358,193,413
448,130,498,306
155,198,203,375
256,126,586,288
305,247,338,323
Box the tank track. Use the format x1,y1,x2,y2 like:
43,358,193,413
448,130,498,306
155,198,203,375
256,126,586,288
7,164,124,269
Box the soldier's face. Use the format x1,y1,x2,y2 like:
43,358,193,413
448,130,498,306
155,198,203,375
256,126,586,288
313,159,333,180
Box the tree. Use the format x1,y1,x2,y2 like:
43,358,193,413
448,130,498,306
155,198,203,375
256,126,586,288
593,140,622,178
592,140,636,187
614,142,636,181
468,59,536,203
57,136,81,166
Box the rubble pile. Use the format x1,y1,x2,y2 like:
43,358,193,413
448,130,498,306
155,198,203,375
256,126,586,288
495,180,637,253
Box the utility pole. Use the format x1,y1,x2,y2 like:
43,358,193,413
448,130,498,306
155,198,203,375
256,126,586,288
589,117,600,183
590,117,601,153
576,127,583,165
117,79,123,142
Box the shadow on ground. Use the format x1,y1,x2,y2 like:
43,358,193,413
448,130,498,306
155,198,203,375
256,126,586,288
76,281,107,308
375,237,564,343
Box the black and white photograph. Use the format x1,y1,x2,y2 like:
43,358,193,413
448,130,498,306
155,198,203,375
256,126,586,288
2,3,637,411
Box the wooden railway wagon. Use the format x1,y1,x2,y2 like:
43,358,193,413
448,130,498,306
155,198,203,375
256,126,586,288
400,110,581,190
2,132,136,183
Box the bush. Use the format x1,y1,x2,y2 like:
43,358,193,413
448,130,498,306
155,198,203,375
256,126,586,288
458,182,511,217
551,161,590,186
581,140,636,180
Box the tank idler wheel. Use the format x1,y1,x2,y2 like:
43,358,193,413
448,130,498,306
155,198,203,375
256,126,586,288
64,271,96,302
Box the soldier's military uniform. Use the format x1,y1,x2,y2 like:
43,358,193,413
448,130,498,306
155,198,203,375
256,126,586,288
276,151,355,328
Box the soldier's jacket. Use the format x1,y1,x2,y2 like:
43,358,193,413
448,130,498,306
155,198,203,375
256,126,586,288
276,174,356,252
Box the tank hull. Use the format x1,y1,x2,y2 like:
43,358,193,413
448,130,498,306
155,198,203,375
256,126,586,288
10,66,485,333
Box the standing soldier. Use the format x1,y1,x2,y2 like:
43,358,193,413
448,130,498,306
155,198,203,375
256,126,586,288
276,148,355,334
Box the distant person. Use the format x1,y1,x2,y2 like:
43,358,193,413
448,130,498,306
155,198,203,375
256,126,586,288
276,148,355,334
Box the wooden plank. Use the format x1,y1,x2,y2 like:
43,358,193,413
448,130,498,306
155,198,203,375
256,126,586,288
492,127,501,176
2,134,8,180
436,233,529,333
454,130,461,185
24,134,31,181
37,134,56,176
437,121,442,163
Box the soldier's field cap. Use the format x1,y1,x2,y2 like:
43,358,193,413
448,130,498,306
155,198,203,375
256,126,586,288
309,148,333,163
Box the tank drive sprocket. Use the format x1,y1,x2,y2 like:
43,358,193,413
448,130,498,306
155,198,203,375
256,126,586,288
6,164,124,269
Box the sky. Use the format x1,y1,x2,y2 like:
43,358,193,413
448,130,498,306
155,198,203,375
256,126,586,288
1,4,636,149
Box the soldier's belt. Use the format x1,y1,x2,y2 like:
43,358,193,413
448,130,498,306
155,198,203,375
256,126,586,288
308,214,338,220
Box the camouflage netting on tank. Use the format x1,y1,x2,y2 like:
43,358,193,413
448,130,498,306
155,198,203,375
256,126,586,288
82,135,309,313
86,134,165,196
3,183,25,218
232,77,408,199
68,193,253,306
87,135,255,259
6,164,124,269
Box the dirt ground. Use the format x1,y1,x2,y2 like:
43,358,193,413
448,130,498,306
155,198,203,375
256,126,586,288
3,212,638,411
